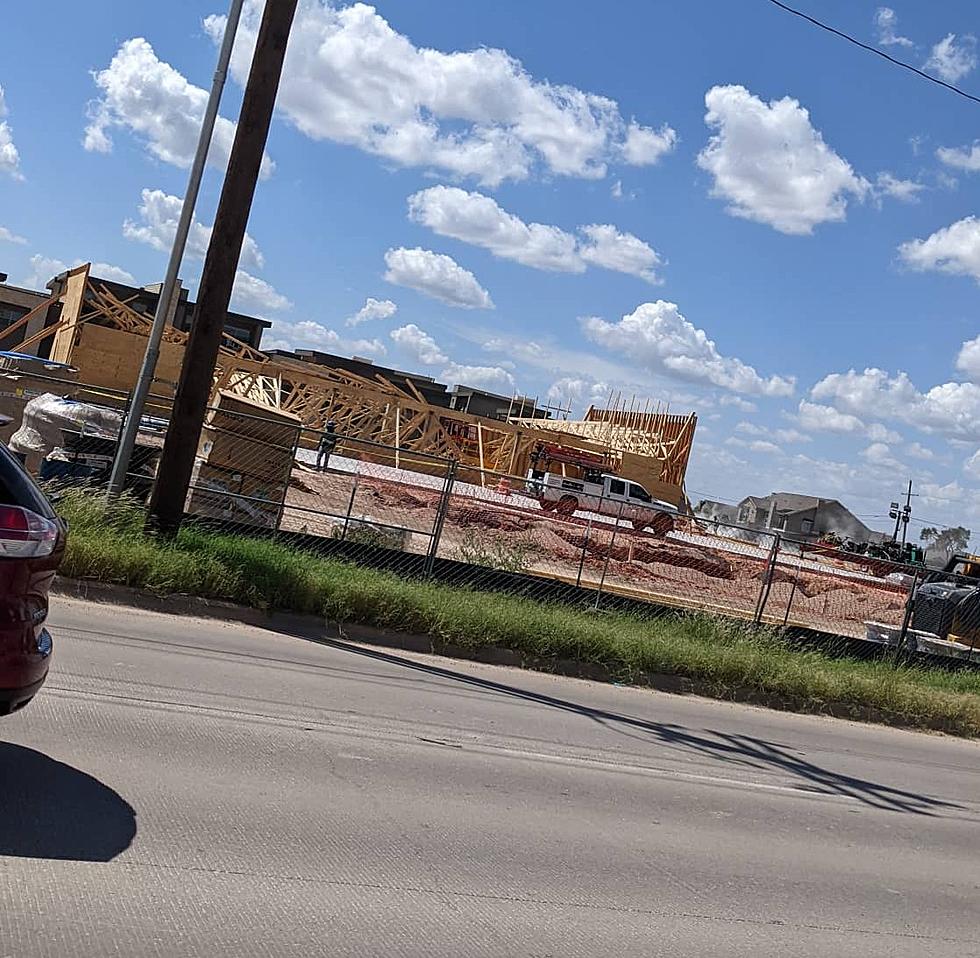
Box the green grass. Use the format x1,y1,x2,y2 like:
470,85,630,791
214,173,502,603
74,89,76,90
56,488,980,737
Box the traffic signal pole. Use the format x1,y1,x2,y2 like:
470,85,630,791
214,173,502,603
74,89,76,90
149,0,298,533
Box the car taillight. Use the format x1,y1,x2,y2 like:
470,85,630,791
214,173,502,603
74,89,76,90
0,505,59,558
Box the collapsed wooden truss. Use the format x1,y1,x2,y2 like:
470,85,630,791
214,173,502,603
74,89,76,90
5,264,697,502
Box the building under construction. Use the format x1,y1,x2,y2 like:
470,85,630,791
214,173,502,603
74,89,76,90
0,263,697,505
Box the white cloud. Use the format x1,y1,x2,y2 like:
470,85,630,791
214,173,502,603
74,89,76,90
408,186,581,272
861,441,899,467
965,450,980,480
479,330,640,387
122,188,264,271
811,366,980,442
346,297,397,327
384,247,493,309
264,318,385,357
874,172,924,203
924,33,977,84
547,376,610,406
956,334,980,381
209,0,675,187
622,121,677,166
874,8,913,48
85,38,274,178
736,421,809,444
92,262,137,285
407,185,662,281
0,225,27,245
265,320,339,352
907,441,935,461
899,215,980,283
578,224,662,283
866,422,902,444
697,84,868,235
776,427,812,444
23,254,135,289
0,85,23,181
231,270,291,315
583,300,795,397
918,479,968,508
390,324,448,365
936,141,980,172
610,180,623,199
720,395,757,413
441,362,515,392
22,255,68,289
797,400,865,434
725,436,780,455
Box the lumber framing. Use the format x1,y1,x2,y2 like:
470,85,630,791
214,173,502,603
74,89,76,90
5,264,696,503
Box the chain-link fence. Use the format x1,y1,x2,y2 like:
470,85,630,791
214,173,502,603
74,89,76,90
182,399,455,575
4,369,976,662
0,368,162,495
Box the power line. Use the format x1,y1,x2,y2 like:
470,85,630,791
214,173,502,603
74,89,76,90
766,0,980,106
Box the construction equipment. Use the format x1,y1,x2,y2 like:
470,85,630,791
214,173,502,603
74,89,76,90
865,553,980,658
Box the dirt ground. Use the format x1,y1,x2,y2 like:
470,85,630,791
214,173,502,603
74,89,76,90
272,463,907,638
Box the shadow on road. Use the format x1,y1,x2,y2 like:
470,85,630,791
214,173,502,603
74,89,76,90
0,743,136,861
310,636,961,817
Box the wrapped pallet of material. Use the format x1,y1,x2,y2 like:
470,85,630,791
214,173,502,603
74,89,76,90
7,393,121,475
0,352,79,442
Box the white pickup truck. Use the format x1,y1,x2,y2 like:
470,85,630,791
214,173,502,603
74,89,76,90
526,470,677,534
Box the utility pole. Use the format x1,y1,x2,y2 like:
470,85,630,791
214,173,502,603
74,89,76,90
107,0,245,498
149,0,298,533
900,478,913,547
889,479,913,548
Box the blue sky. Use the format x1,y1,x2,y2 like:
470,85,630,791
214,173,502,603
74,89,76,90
2,0,979,538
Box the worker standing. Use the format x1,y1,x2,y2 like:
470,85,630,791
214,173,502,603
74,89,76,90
317,420,338,471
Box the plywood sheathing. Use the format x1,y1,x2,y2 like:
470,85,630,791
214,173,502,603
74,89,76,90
6,265,694,504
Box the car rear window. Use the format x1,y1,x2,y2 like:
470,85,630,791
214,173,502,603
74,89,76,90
0,444,57,518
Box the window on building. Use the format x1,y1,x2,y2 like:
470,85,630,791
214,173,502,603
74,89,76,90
801,518,814,533
0,304,29,331
224,323,254,344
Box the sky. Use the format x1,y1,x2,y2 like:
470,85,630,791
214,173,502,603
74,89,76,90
1,0,980,541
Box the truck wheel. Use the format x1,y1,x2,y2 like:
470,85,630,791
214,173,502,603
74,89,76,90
556,495,579,517
647,513,675,537
538,499,556,512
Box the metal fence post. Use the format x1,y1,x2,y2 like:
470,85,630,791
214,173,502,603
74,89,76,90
893,569,921,664
753,532,781,626
781,562,801,627
425,458,457,576
109,391,134,492
575,514,593,588
340,473,360,542
594,499,626,610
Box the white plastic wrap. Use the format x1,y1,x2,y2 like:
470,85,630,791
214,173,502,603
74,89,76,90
8,393,121,458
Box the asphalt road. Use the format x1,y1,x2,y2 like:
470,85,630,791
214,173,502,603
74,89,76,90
1,598,978,957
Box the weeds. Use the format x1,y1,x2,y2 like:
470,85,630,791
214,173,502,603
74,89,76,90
55,490,980,737
453,528,540,573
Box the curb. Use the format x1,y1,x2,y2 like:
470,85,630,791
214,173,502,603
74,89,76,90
51,576,691,690
49,577,969,736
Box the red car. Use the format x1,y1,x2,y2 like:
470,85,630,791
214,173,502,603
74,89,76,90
0,440,66,715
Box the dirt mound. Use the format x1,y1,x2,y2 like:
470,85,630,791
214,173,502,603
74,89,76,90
551,528,735,580
451,504,530,532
